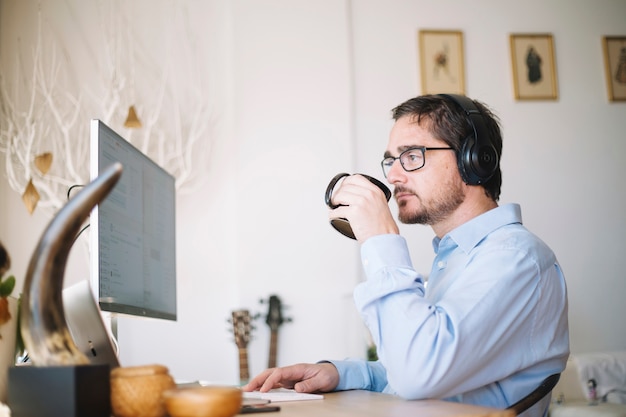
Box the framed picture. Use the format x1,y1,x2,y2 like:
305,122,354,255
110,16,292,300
510,34,558,100
602,36,626,102
418,30,465,95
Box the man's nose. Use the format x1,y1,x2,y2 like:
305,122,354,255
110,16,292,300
385,159,405,183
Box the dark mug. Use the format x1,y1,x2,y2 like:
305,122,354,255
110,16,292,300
324,173,392,239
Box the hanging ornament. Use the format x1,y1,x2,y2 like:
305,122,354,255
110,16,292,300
124,105,142,128
34,152,53,175
22,179,41,215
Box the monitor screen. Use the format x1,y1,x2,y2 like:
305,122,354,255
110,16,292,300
89,119,177,321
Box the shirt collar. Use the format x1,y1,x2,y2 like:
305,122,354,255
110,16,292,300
432,203,523,254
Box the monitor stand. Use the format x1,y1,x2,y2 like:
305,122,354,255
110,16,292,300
110,314,119,341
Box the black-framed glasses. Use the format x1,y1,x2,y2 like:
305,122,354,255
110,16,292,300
381,147,454,178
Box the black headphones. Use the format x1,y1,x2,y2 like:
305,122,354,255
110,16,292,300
437,94,499,185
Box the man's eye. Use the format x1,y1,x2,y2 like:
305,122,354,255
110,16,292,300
405,152,422,162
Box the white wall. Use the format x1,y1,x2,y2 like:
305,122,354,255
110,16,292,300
1,0,625,385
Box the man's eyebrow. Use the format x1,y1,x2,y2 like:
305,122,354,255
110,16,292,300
383,145,420,159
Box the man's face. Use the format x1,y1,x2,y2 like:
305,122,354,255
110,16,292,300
385,116,465,225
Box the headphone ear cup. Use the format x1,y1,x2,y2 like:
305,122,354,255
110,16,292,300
458,135,498,185
474,143,498,182
458,135,476,185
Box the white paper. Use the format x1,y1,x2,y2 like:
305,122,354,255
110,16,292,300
243,388,324,402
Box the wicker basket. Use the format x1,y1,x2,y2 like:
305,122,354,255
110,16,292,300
110,364,176,417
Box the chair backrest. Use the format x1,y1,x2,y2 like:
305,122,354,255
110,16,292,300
506,373,561,415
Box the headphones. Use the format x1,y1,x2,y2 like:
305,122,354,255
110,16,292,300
437,94,499,185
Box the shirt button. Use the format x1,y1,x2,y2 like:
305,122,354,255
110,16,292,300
437,260,446,269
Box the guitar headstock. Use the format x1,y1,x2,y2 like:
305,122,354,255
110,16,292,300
231,309,252,349
264,294,291,332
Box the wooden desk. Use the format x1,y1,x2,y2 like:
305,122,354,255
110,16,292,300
265,390,515,417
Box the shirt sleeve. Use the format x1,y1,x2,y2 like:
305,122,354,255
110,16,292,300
355,232,568,401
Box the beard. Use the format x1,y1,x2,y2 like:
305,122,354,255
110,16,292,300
396,177,466,225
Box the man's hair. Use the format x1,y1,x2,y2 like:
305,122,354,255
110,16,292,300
391,95,503,201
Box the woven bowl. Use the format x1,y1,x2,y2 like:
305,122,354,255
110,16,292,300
162,386,243,417
110,364,176,417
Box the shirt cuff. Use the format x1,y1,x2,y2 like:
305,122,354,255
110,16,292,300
325,359,388,392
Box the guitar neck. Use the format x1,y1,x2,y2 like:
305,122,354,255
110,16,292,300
238,346,250,384
268,329,278,368
231,309,252,385
264,295,291,370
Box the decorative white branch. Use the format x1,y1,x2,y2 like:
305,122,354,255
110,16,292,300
0,10,82,213
0,2,214,216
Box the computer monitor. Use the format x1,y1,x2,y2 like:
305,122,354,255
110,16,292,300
89,119,177,321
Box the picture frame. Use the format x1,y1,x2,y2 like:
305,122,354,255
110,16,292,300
418,30,465,95
602,36,626,102
509,33,558,100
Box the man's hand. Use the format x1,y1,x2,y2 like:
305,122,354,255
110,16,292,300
241,362,340,393
329,174,398,241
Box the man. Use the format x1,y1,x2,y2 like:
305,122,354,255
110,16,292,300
243,94,569,416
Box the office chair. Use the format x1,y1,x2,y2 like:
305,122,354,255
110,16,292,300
506,373,561,415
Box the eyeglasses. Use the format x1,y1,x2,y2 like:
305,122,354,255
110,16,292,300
381,147,454,178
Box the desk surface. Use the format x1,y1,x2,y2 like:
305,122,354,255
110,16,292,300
261,390,515,417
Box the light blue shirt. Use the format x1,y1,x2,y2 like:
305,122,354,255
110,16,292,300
329,204,569,416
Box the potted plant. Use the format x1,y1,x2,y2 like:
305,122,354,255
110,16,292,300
0,242,16,335
0,240,19,405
